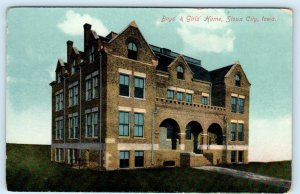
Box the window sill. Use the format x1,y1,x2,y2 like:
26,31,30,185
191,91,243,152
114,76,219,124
119,95,131,99
118,136,130,139
133,137,145,139
133,98,146,101
134,166,144,169
85,137,99,139
68,138,79,140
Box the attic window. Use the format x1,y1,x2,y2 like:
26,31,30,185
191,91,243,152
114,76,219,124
57,71,61,83
235,74,241,87
128,42,137,60
177,65,184,80
71,59,76,75
89,45,95,63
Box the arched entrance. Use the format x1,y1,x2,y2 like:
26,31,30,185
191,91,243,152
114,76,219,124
159,119,180,150
185,121,203,153
207,123,223,145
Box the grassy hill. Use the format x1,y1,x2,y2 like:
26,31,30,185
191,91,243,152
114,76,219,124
6,143,290,192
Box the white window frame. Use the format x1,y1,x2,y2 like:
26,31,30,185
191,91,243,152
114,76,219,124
85,109,98,138
55,119,63,140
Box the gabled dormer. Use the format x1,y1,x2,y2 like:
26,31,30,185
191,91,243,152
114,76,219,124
67,40,82,75
168,55,194,82
224,62,251,89
55,59,66,84
106,21,157,65
83,23,102,64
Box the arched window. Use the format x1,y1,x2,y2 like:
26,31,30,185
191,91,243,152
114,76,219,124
128,42,137,60
235,74,241,86
177,65,184,79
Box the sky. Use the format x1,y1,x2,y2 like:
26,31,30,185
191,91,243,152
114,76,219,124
6,8,292,162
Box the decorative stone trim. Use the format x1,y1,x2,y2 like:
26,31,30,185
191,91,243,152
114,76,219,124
134,71,146,78
118,68,132,75
118,106,132,112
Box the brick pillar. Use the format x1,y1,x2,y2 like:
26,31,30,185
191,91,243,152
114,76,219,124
178,133,185,150
202,134,208,145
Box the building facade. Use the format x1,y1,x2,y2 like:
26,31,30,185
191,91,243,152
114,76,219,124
50,21,250,170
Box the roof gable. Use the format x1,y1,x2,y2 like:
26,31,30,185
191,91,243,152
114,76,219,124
108,21,157,60
55,59,65,72
168,55,194,75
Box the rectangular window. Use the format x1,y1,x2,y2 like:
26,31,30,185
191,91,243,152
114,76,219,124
69,88,74,106
135,151,144,167
134,113,144,137
57,72,61,83
231,97,237,113
59,93,64,110
69,85,78,107
231,151,236,163
68,149,78,164
177,92,183,101
69,114,79,139
74,85,78,105
238,151,243,162
71,60,76,75
238,98,244,113
92,76,99,98
74,116,79,138
134,77,145,99
119,111,129,136
55,148,64,162
186,93,192,103
119,151,129,168
119,74,130,96
69,117,74,138
230,123,236,141
92,112,98,137
167,90,174,100
201,96,209,105
86,113,92,138
56,119,63,140
86,79,92,100
55,95,59,111
89,45,95,62
238,123,244,141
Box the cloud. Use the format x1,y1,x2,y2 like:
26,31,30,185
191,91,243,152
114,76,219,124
249,115,292,162
176,9,235,54
6,94,51,145
57,10,109,36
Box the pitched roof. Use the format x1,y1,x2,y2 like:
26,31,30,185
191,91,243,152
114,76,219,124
209,64,234,84
150,45,211,82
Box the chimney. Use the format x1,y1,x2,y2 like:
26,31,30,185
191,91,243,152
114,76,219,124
67,40,73,63
84,23,92,53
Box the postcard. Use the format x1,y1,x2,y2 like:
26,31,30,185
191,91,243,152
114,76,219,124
6,7,292,192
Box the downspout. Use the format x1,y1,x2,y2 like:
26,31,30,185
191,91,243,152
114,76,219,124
63,75,66,162
99,51,102,170
79,66,82,159
151,106,158,165
224,116,228,162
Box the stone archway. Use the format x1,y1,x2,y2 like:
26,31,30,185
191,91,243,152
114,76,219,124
185,121,203,153
159,119,180,150
207,123,223,145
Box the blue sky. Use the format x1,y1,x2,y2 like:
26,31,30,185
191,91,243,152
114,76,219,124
6,8,292,162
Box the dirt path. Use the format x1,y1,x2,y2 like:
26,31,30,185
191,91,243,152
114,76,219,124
194,166,291,189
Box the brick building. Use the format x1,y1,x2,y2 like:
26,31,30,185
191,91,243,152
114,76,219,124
50,21,250,170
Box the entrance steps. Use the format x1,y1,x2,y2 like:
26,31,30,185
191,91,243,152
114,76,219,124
180,152,212,167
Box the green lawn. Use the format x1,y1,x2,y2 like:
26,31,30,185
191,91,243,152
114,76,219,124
6,143,290,192
219,161,291,180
